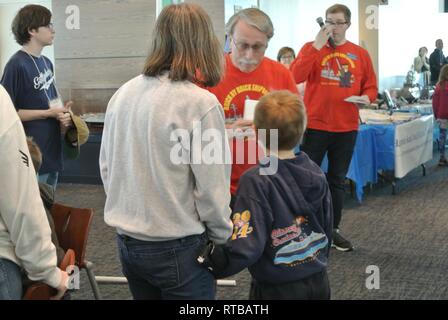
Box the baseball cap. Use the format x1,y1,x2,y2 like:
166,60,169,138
63,111,89,160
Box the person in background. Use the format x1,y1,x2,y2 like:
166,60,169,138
432,65,448,166
290,3,377,252
429,39,447,86
277,46,296,69
277,46,306,99
202,91,333,300
100,3,232,300
207,8,298,208
0,4,73,190
414,47,430,88
0,84,68,300
26,137,65,264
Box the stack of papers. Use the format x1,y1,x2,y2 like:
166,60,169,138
359,109,420,125
81,113,105,123
390,112,419,123
359,110,391,124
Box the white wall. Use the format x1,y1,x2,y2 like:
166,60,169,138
260,0,358,61
379,0,447,90
0,0,53,75
225,0,258,23
224,0,358,61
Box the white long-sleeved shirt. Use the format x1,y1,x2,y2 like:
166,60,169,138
0,85,60,288
100,74,233,244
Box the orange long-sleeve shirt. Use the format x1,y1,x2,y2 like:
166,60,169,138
291,41,378,132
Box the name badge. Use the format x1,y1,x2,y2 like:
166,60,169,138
49,97,64,109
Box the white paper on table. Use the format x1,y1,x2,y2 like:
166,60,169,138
243,99,258,121
344,96,368,105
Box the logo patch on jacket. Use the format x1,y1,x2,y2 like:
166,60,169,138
272,216,328,266
231,210,253,240
19,150,29,167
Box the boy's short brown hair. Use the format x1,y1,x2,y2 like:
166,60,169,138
12,4,52,45
26,137,42,172
326,4,351,24
254,90,307,150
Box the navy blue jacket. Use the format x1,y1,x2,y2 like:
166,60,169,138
212,152,333,285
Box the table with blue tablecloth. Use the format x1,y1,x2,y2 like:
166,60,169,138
318,115,434,202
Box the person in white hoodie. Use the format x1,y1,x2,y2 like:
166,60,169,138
100,3,233,300
0,85,68,299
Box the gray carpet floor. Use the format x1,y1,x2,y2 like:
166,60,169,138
55,150,448,300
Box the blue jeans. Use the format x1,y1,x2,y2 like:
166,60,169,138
117,233,215,300
0,258,23,300
38,171,59,190
439,128,447,159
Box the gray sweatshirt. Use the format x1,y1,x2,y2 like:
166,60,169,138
100,74,233,244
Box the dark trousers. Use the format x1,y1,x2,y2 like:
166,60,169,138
300,129,357,229
117,233,215,300
249,270,330,300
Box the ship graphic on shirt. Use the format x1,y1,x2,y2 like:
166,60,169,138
320,52,356,88
273,231,328,265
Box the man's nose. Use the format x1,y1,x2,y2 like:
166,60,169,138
243,48,256,59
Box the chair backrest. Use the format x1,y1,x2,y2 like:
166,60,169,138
50,203,94,268
23,249,76,300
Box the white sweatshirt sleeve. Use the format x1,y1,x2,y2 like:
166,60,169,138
99,115,109,196
190,105,233,244
0,87,61,289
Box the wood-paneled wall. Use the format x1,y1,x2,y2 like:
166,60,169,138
53,0,224,115
185,0,225,45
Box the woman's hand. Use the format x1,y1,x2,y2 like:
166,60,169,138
50,270,69,300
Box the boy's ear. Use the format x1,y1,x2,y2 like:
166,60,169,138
28,27,38,37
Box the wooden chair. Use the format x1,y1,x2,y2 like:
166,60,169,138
50,203,101,299
23,249,75,300
23,203,100,299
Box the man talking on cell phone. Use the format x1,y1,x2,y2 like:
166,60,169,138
290,4,378,252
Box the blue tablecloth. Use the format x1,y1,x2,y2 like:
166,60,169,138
296,109,435,202
312,124,395,202
346,125,395,201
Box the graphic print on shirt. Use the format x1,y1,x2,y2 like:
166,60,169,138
231,210,254,240
320,52,358,88
223,84,268,116
33,68,55,91
271,216,328,266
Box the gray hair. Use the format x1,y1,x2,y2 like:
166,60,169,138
225,8,274,40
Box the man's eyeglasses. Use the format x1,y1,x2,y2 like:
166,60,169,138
325,20,348,27
280,55,294,61
231,38,267,54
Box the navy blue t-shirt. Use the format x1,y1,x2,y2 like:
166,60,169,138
1,50,62,174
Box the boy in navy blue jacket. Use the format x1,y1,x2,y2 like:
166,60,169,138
203,90,333,299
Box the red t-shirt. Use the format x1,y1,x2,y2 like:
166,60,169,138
209,54,299,118
291,41,378,132
208,54,298,194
